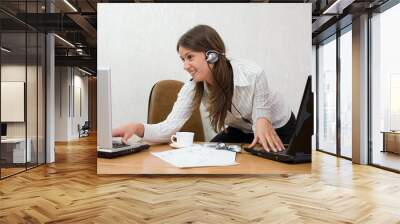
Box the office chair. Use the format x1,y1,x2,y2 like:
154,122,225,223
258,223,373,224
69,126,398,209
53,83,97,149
79,121,90,138
148,80,205,141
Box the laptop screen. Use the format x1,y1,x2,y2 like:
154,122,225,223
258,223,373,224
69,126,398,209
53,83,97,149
287,75,313,154
1,123,7,137
97,68,113,149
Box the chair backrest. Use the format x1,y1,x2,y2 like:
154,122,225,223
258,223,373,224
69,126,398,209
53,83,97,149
147,80,205,141
82,121,90,130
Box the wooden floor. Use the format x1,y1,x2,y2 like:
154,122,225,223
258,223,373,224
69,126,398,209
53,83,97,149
1,167,25,178
1,135,400,223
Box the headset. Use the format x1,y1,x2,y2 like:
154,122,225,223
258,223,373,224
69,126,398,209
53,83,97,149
205,50,225,64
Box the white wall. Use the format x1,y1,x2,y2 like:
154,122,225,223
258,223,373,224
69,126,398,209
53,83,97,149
54,67,89,141
55,67,69,141
98,3,311,140
72,73,89,137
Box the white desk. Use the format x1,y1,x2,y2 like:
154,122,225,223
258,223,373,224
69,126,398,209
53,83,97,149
1,138,32,163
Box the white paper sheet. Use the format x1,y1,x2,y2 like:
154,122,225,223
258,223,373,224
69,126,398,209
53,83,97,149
151,145,238,168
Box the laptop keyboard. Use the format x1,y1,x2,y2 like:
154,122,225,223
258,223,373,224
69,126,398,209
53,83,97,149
112,142,128,148
276,149,288,155
99,142,150,158
244,145,311,163
250,146,288,154
244,146,289,162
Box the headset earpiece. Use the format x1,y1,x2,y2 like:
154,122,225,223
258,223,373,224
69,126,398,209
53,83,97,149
205,50,221,64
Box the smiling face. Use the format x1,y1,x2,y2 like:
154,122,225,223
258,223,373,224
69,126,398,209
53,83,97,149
178,46,214,85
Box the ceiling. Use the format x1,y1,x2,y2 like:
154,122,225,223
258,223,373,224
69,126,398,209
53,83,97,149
0,0,391,75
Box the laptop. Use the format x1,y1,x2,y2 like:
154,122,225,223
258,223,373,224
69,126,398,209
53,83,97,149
244,75,313,163
97,67,149,158
1,123,7,140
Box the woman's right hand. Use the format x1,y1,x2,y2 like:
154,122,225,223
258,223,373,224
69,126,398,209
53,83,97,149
112,122,144,144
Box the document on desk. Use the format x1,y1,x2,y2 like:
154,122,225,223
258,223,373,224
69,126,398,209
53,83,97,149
151,145,238,168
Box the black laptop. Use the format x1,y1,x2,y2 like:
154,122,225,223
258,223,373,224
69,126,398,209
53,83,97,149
244,75,313,163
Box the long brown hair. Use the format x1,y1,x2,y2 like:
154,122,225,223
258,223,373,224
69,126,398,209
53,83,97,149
177,25,233,133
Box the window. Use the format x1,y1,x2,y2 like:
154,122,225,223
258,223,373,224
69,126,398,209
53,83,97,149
370,2,400,171
0,1,47,179
339,28,352,158
317,36,337,154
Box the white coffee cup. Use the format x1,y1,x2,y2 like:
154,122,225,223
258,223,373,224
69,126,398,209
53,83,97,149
170,132,194,147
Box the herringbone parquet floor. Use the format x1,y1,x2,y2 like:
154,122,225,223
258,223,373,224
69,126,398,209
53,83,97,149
1,134,400,223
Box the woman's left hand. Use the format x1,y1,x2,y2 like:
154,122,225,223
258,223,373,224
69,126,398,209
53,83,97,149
248,117,285,152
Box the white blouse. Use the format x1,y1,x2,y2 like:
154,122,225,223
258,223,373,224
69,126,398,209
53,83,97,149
142,58,291,143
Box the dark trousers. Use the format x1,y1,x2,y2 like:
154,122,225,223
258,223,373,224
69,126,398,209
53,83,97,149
210,112,296,144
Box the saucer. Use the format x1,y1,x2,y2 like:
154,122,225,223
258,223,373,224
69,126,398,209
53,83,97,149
169,142,192,149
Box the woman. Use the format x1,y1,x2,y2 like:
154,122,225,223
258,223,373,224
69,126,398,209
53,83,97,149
112,24,296,152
